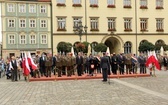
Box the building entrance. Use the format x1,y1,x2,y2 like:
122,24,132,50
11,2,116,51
104,37,121,54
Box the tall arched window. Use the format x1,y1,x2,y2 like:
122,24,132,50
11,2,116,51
124,41,132,54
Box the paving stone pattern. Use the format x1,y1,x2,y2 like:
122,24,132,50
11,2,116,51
0,70,168,105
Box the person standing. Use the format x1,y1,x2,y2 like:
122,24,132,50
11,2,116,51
9,56,18,81
76,52,83,76
39,53,46,77
111,53,118,75
100,52,110,82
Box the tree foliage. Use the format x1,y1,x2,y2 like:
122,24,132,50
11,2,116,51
138,41,155,52
94,43,107,52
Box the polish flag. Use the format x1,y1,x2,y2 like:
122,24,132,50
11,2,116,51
22,52,31,76
146,51,161,70
27,52,37,70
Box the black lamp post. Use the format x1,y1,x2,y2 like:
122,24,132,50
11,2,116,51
73,21,88,42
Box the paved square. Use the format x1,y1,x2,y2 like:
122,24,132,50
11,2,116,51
0,70,168,105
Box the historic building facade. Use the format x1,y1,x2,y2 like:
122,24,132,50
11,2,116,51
0,0,51,58
52,0,168,55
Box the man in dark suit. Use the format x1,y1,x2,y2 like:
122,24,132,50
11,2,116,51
9,56,18,81
100,52,110,82
39,52,46,77
76,52,83,76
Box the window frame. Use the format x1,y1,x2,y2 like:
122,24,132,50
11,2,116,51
30,35,36,44
8,19,15,28
29,19,36,28
40,19,47,28
123,0,131,8
40,5,46,13
90,0,98,7
107,0,116,8
7,4,15,12
140,18,148,31
156,0,163,9
41,34,47,44
140,0,148,9
19,4,26,13
156,18,164,32
20,35,26,44
19,19,26,28
124,18,132,31
8,34,15,44
90,17,99,31
107,17,116,31
57,17,66,31
29,4,36,13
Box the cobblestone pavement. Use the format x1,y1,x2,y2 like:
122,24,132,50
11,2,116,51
0,70,168,105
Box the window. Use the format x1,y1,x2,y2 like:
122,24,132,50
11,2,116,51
8,19,15,28
40,20,47,28
124,18,132,31
156,18,164,31
107,0,115,8
20,35,26,44
108,18,116,31
29,19,36,28
90,18,99,31
57,0,66,6
8,34,15,44
30,35,36,44
29,5,36,13
140,0,148,9
19,4,26,13
7,4,15,12
19,19,26,28
73,0,82,7
57,17,66,31
90,0,98,7
41,34,47,44
73,18,81,28
40,5,46,13
156,0,163,9
140,18,148,31
124,42,132,54
123,0,131,8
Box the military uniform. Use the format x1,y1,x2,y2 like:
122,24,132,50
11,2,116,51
66,53,74,76
56,55,62,77
33,56,40,78
125,54,132,74
45,54,53,77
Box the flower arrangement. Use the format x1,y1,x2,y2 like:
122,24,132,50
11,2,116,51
57,3,66,6
73,4,82,7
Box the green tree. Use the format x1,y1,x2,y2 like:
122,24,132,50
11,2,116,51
94,43,107,52
138,41,155,52
82,41,90,53
57,42,72,54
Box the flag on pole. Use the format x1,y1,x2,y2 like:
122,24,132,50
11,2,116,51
27,52,37,70
146,51,161,70
22,52,31,76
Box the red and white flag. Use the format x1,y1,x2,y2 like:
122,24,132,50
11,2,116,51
146,51,161,70
27,52,37,70
22,52,31,76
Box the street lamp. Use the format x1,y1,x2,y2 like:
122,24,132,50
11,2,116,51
73,20,88,42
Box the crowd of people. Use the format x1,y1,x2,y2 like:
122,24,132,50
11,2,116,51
0,51,167,82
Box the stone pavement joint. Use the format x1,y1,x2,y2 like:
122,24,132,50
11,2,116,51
112,78,168,101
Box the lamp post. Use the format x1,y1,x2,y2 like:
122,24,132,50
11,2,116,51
73,21,88,42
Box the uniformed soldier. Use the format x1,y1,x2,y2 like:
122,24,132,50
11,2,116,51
61,54,67,75
33,55,40,78
56,54,63,77
125,53,132,74
66,53,73,76
45,53,53,77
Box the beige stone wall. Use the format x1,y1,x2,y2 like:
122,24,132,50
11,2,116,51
52,0,168,55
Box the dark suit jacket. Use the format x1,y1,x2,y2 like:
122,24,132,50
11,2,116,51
100,56,110,69
76,56,83,65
